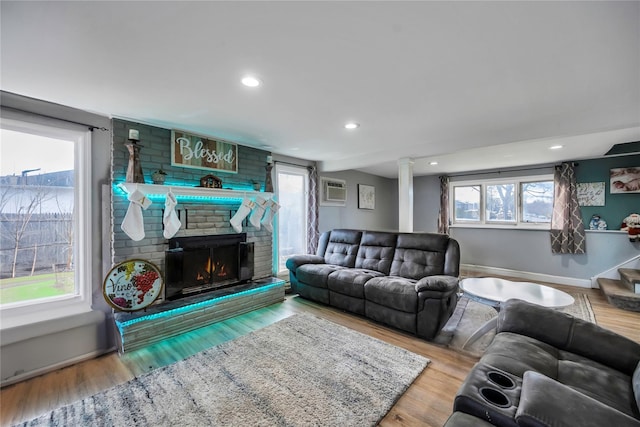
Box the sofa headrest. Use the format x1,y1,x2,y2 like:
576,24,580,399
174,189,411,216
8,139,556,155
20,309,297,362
328,229,363,245
361,231,398,247
396,233,449,252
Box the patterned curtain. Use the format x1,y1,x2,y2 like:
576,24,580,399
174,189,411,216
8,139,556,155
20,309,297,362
306,165,320,254
438,175,450,235
550,162,586,254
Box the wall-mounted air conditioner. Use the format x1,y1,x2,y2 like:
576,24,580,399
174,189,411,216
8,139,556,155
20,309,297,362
320,177,347,206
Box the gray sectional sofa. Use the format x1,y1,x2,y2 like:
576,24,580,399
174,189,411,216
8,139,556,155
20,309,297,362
445,299,640,427
285,229,460,340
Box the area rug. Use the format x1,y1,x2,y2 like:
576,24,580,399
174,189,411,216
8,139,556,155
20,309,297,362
17,313,429,427
434,293,596,358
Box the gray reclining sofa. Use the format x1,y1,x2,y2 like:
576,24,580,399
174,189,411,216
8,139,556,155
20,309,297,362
285,229,460,340
444,299,640,427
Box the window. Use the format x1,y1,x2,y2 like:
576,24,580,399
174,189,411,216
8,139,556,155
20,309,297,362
451,175,554,228
453,186,480,222
275,164,309,274
0,116,92,327
521,180,554,223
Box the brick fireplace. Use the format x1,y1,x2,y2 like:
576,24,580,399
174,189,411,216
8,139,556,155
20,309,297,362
110,119,274,300
109,119,284,352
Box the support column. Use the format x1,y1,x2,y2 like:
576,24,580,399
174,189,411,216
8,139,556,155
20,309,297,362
398,158,414,232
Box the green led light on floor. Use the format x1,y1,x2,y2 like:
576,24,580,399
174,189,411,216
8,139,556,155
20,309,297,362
115,283,281,334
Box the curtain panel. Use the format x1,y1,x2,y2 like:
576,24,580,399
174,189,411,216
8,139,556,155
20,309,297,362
550,162,586,254
306,166,320,254
438,175,450,235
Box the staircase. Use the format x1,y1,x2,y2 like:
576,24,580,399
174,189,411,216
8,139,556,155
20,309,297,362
598,268,640,312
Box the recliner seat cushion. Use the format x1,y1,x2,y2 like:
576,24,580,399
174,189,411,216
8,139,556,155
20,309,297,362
364,276,418,313
328,269,384,298
297,264,346,289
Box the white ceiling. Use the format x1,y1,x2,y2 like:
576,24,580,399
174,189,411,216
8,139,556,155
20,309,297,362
1,1,639,178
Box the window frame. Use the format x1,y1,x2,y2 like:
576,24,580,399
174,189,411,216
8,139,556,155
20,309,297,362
450,174,554,230
274,163,309,275
0,117,93,329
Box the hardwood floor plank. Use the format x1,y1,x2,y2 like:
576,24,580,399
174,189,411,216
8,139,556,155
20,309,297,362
1,279,638,427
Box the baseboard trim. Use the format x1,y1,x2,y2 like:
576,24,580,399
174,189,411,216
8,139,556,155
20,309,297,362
461,264,592,288
0,346,116,388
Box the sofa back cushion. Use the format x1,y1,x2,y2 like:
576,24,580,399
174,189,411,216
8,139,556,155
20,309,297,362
322,229,362,267
390,233,450,280
355,231,397,274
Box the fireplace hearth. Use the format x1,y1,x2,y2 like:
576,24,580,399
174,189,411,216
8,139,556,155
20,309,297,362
165,233,254,300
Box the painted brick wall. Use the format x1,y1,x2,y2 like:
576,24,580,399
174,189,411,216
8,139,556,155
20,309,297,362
111,119,273,286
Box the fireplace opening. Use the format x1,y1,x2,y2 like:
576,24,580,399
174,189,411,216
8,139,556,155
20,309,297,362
165,233,254,300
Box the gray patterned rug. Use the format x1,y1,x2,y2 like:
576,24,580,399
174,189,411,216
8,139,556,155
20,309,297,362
16,313,429,427
435,293,596,357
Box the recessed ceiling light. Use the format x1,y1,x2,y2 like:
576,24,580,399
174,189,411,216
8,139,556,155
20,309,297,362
429,161,438,166
549,145,564,150
241,76,261,87
344,122,360,130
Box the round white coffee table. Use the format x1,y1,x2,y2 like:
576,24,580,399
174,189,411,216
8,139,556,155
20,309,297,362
459,277,574,348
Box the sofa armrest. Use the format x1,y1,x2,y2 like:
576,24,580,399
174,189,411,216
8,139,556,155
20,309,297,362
285,254,325,273
415,275,459,293
498,299,640,375
516,371,640,427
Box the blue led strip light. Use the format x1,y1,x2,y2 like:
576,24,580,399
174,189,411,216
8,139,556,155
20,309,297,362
147,193,242,204
116,282,282,334
113,184,244,204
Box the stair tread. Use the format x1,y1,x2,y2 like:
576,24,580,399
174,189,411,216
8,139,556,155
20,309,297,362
599,278,639,297
598,278,640,312
619,268,640,282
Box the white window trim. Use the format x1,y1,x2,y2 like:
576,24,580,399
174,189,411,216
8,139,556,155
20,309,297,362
450,174,554,231
0,117,93,330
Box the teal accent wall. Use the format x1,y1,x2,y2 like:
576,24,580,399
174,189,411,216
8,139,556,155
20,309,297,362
575,154,640,229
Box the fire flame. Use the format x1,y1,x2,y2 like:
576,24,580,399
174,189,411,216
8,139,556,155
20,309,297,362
196,257,215,281
194,257,229,281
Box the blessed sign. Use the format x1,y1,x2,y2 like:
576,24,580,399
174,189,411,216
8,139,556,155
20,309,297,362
171,130,238,173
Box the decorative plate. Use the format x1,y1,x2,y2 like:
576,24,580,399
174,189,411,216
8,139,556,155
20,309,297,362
103,259,164,311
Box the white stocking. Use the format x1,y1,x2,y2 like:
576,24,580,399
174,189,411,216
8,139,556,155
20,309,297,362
249,196,268,229
121,189,152,241
260,199,280,233
230,198,255,233
163,190,181,239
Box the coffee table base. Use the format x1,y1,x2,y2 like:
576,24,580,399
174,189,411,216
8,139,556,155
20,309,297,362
462,315,498,349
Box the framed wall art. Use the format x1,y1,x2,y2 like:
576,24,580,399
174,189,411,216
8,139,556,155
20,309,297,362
358,184,375,210
577,182,605,206
171,130,238,174
610,167,640,194
103,259,164,311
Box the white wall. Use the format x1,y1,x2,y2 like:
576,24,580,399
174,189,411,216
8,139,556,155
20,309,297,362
450,228,638,283
318,170,397,233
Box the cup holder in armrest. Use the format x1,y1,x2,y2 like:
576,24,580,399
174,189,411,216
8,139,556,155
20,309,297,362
487,370,516,389
479,387,511,408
